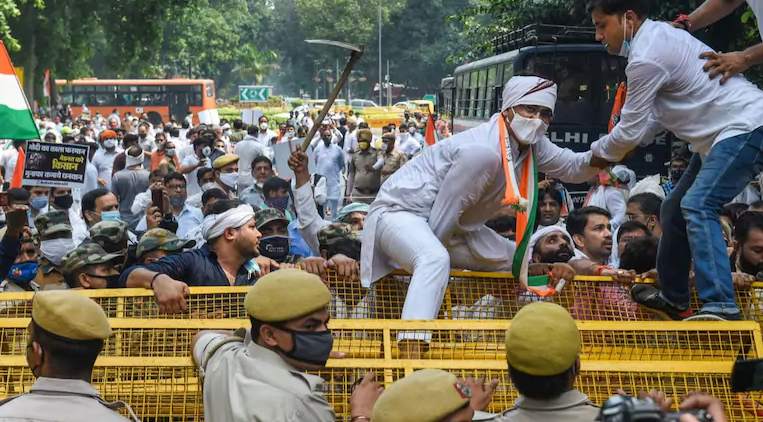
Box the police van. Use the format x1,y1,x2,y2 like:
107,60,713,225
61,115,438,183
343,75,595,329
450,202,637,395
440,24,669,197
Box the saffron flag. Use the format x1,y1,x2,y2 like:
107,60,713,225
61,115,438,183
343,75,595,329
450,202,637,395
0,41,39,140
424,114,436,146
10,147,25,188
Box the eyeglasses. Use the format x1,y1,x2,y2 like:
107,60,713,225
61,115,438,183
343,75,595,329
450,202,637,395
515,104,553,121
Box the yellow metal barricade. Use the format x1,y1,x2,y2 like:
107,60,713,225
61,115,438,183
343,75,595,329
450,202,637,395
0,320,760,420
0,271,760,324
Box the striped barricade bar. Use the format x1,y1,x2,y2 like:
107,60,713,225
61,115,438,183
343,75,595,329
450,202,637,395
0,271,760,323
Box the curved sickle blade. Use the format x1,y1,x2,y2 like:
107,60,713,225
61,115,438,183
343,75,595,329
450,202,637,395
305,39,363,52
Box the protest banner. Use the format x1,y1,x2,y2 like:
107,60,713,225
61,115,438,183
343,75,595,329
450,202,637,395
22,141,88,188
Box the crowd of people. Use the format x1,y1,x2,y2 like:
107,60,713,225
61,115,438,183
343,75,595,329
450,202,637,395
1,0,763,419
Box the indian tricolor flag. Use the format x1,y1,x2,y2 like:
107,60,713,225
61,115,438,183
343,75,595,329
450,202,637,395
0,41,39,140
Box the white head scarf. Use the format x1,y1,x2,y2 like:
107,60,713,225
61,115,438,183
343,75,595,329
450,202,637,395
630,174,666,200
126,148,144,168
201,204,255,241
612,165,637,190
527,225,573,262
501,76,558,113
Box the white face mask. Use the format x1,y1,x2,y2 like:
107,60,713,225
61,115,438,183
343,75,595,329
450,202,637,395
508,108,548,146
103,139,117,149
259,122,268,130
40,238,76,266
408,127,417,134
202,182,218,192
219,172,238,189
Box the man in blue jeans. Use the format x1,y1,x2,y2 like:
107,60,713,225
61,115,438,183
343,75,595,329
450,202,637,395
587,0,763,320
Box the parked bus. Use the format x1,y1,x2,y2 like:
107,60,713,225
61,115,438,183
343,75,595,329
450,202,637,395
437,76,454,118
56,78,218,125
443,24,669,194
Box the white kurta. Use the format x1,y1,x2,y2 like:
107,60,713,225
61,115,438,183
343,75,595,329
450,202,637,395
361,114,599,307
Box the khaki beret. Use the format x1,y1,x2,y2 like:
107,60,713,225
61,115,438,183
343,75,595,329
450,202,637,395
372,369,470,422
506,302,580,376
357,129,373,142
213,153,239,169
32,290,112,341
245,269,330,322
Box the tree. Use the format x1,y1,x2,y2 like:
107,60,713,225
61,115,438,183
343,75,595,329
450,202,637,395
449,0,752,65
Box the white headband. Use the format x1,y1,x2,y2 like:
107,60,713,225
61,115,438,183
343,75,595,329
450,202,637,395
126,151,144,168
527,225,573,262
501,76,558,113
201,204,255,241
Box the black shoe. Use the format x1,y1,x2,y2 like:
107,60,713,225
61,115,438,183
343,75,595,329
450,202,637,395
683,310,742,321
630,284,693,321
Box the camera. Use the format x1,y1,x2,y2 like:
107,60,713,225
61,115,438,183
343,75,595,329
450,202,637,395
598,395,713,422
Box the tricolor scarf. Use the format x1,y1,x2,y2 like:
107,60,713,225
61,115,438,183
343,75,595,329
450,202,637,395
497,116,539,289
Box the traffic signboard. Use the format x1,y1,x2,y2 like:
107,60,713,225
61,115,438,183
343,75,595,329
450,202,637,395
239,85,271,102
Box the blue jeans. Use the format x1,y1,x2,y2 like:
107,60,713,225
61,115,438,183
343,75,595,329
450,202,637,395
658,127,763,315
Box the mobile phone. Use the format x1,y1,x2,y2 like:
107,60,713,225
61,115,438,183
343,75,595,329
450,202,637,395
151,188,165,212
0,192,8,207
731,359,763,392
5,209,27,231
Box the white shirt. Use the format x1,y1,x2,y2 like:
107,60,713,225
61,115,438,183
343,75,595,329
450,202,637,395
396,133,422,157
234,136,272,188
361,114,600,286
255,129,277,146
0,147,18,181
91,147,121,189
591,19,763,161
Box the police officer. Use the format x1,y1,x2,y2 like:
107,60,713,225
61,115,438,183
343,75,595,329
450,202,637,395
192,269,336,421
347,128,381,204
370,369,497,422
0,290,138,421
61,242,123,289
33,210,74,289
491,302,599,421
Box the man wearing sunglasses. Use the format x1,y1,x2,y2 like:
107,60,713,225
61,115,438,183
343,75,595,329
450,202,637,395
359,75,600,342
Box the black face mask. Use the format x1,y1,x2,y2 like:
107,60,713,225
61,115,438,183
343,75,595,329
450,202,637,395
259,235,290,263
52,194,73,210
670,169,685,183
85,273,121,288
275,326,334,366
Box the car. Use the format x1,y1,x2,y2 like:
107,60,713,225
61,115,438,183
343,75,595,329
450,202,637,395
349,99,378,111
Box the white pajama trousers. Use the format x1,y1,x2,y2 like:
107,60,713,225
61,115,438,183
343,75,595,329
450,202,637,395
375,211,512,321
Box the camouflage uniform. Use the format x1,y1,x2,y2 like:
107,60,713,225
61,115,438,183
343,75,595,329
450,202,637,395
317,223,361,260
61,243,123,277
136,228,196,259
33,211,73,290
254,208,301,263
88,220,130,256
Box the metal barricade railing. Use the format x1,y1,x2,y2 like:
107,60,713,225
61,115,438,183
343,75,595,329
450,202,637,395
0,319,760,420
0,271,761,324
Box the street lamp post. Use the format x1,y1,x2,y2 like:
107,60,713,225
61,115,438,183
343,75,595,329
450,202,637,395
347,70,367,101
314,68,334,98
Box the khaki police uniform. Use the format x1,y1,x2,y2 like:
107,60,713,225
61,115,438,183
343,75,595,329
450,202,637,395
195,334,334,422
492,302,599,422
194,269,335,422
0,290,137,421
489,390,599,422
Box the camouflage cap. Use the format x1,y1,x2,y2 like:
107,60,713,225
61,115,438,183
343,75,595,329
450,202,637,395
34,211,72,241
136,228,196,258
255,208,288,230
61,242,122,275
89,220,129,254
318,223,360,249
